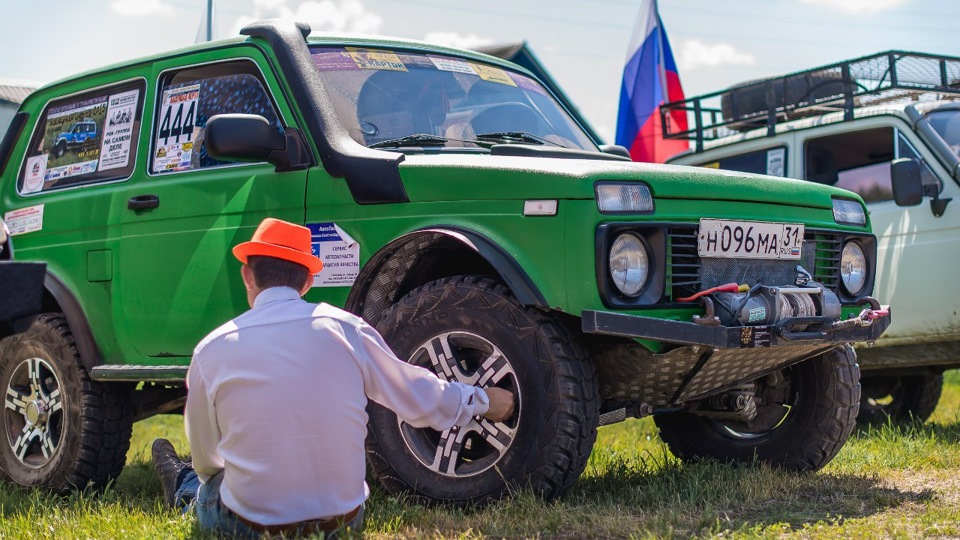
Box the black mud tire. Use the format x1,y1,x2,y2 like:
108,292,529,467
54,140,67,159
0,314,133,493
655,345,860,472
858,372,943,424
366,276,599,504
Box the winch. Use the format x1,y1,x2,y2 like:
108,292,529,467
711,282,841,327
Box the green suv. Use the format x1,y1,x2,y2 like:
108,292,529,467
0,20,889,501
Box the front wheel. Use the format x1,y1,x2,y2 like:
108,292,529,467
0,314,133,492
655,345,860,472
366,276,599,504
858,372,943,424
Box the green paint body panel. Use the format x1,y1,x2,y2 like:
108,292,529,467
0,33,877,372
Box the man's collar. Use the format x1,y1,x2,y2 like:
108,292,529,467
252,286,302,308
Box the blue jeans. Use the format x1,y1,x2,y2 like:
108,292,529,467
175,468,364,539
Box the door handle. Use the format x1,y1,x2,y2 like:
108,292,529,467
128,194,160,211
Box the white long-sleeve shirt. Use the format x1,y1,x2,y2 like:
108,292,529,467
184,286,490,525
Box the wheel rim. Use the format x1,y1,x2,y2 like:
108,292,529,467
713,368,798,440
398,331,521,478
4,357,64,468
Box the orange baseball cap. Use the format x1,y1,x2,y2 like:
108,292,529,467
232,218,323,274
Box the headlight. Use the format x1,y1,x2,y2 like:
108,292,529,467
840,241,867,295
596,183,654,214
833,198,866,226
609,233,649,296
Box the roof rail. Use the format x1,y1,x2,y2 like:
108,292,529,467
662,50,960,152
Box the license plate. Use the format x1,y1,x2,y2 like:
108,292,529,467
697,219,804,260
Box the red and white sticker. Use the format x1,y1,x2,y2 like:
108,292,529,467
4,205,44,236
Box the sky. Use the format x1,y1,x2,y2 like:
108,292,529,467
2,0,959,143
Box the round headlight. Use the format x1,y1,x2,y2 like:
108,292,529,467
609,233,649,297
840,241,867,295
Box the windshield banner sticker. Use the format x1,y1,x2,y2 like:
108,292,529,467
99,89,139,172
429,56,477,75
308,222,361,287
21,155,48,195
471,63,517,87
4,204,44,236
154,84,199,173
347,48,407,71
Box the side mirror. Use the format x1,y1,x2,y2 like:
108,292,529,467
891,158,924,207
599,144,632,159
206,114,309,172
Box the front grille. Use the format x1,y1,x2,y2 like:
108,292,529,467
666,226,842,302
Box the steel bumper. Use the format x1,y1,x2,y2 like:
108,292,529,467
581,308,892,349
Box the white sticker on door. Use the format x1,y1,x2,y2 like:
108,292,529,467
4,205,44,236
308,222,361,287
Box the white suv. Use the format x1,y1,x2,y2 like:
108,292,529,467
665,50,960,422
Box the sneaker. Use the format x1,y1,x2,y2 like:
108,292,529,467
152,438,190,508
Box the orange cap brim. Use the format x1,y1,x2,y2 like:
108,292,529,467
233,241,323,274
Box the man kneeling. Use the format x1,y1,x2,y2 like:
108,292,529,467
153,218,514,538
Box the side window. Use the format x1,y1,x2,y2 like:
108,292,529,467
18,79,146,195
152,60,282,174
897,131,941,194
699,147,787,177
804,127,938,204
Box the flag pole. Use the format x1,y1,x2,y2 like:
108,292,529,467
206,0,214,41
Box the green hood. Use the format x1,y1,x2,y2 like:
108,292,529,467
398,154,855,210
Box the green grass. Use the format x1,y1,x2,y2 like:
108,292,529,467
2,371,959,539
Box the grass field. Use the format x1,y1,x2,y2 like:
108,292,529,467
1,370,958,539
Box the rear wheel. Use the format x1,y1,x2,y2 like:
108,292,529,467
0,314,133,492
366,276,599,504
858,372,943,424
655,345,860,471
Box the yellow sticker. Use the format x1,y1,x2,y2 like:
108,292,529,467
472,63,517,86
346,48,407,71
703,162,720,169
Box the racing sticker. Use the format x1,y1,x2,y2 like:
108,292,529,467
41,95,107,186
99,89,139,171
153,84,199,173
471,63,517,87
21,155,48,195
429,56,477,75
4,205,44,236
347,48,407,71
308,222,361,287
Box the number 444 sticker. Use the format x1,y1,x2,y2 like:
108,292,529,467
153,84,199,173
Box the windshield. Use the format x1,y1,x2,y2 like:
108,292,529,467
310,46,597,151
926,109,960,157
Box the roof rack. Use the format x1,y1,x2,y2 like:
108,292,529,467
661,50,960,152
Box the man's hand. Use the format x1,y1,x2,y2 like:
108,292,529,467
482,387,515,423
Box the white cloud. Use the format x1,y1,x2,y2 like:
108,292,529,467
111,0,169,16
678,39,755,71
422,32,494,50
233,0,383,36
798,0,905,14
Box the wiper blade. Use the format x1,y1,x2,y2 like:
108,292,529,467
474,131,564,147
368,134,454,149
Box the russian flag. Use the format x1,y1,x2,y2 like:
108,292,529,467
615,0,689,163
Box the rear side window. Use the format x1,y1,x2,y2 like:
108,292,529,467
18,79,146,195
698,146,787,177
152,60,282,174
